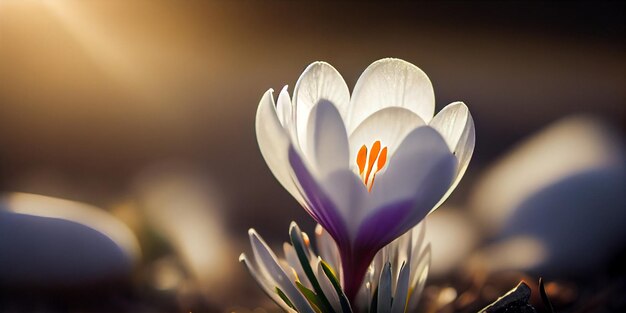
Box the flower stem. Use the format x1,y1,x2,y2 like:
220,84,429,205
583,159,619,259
340,247,375,307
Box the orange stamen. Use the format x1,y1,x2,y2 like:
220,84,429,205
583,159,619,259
357,145,368,174
368,147,388,192
377,147,388,170
356,140,388,192
364,141,381,185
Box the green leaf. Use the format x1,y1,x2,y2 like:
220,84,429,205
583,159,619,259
320,259,353,313
296,281,324,313
539,278,555,313
276,286,297,311
478,281,536,313
289,223,336,313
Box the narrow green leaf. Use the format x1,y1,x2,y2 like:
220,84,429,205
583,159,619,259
276,286,297,311
296,281,323,313
320,259,353,313
539,278,555,313
289,223,336,313
478,281,535,313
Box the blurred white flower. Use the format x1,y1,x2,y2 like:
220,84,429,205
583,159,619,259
422,208,479,277
133,163,240,301
469,116,626,276
471,116,624,234
0,192,140,287
240,222,430,313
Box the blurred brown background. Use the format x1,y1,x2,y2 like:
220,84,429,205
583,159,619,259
0,1,624,311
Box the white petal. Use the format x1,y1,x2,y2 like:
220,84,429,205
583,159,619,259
294,62,350,153
316,259,343,313
276,86,291,127
369,126,456,219
276,85,299,144
256,89,306,205
348,107,426,171
279,259,299,282
430,102,475,212
315,224,341,278
306,100,350,177
348,58,435,132
321,169,368,237
239,253,297,312
391,262,410,313
249,229,315,313
377,262,393,312
411,221,427,258
430,102,469,151
283,243,311,288
408,244,430,311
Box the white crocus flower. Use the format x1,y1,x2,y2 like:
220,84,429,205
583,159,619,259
240,222,430,313
255,58,475,302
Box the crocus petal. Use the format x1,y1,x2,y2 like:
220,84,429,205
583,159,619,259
249,229,315,313
276,85,299,144
321,169,369,237
239,253,297,312
429,102,470,151
294,62,350,151
429,102,476,211
288,147,350,248
410,223,426,264
315,224,341,277
357,127,456,249
256,89,306,206
370,126,456,211
306,100,350,177
348,58,435,133
408,244,430,310
276,85,291,127
391,262,410,313
316,259,343,313
283,243,311,288
349,107,426,170
377,262,393,312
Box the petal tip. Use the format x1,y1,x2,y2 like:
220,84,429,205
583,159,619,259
299,61,343,80
248,228,258,237
370,57,420,70
310,60,333,67
450,101,468,108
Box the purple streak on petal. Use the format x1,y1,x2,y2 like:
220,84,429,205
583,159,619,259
340,199,429,305
289,145,373,305
354,199,421,253
288,146,350,248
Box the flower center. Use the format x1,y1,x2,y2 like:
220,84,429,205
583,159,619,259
356,140,388,192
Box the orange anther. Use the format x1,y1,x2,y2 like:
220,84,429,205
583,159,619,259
365,141,381,185
356,140,388,192
357,145,368,174
377,147,388,170
368,147,388,192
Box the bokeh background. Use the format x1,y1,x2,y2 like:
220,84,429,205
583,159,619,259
0,1,624,312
